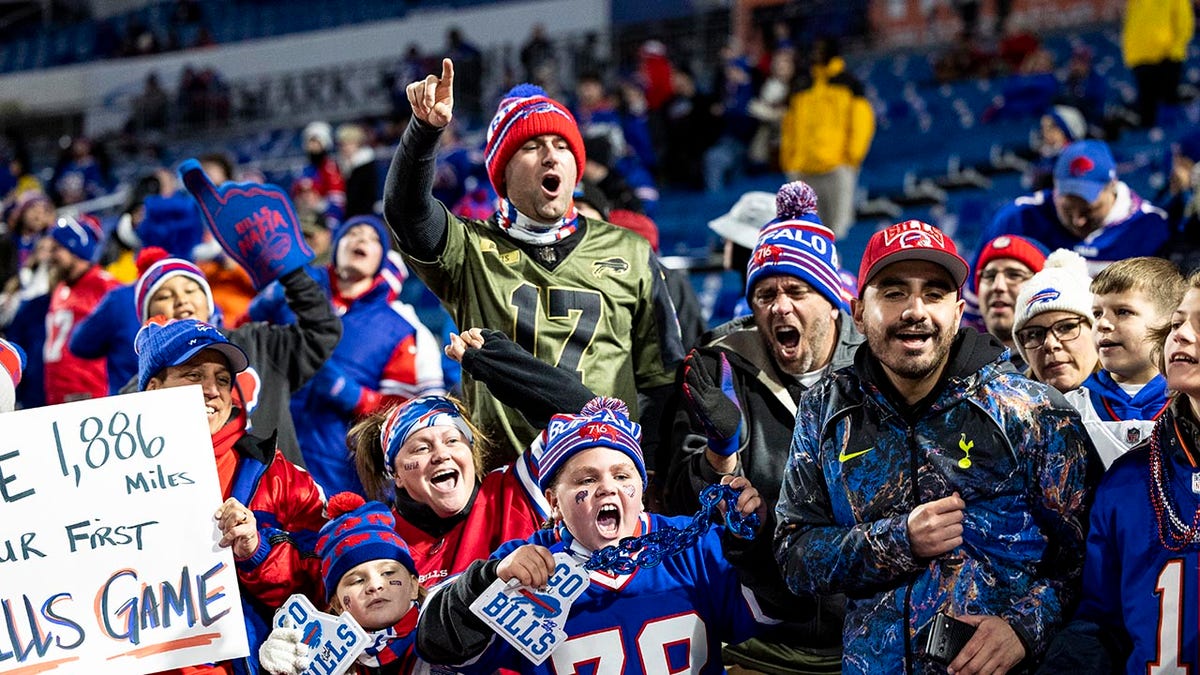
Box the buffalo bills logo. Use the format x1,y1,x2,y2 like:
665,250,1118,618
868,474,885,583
513,589,563,618
580,422,617,443
898,231,934,249
592,257,630,277
235,367,262,418
1026,288,1060,306
1069,156,1095,177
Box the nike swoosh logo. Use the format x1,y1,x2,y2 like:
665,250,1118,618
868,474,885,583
838,447,873,463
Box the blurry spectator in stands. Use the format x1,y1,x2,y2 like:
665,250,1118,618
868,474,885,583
44,215,118,404
337,123,379,219
576,76,659,213
298,121,346,223
51,137,106,205
0,191,54,291
1123,0,1194,129
618,78,658,176
299,208,334,268
706,190,776,322
444,28,483,128
70,247,164,396
520,24,555,84
386,44,430,121
250,215,443,495
179,65,230,128
662,66,719,190
191,153,259,325
704,48,757,193
970,235,1049,372
572,32,607,81
747,46,796,172
1,136,42,205
933,31,997,83
780,37,874,240
100,169,173,284
582,135,643,214
997,17,1040,73
1160,130,1200,275
129,72,170,133
1057,46,1106,129
1027,105,1088,191
983,140,1171,275
638,40,674,113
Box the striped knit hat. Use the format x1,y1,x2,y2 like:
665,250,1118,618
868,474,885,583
536,396,645,490
317,492,416,601
135,256,215,323
484,84,586,199
745,182,849,312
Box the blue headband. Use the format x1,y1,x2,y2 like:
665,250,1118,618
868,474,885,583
380,396,474,477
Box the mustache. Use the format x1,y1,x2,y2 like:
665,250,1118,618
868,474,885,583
887,320,937,338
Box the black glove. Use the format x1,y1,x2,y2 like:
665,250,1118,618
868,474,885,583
680,349,743,456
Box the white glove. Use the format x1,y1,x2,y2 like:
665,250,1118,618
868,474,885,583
258,618,310,675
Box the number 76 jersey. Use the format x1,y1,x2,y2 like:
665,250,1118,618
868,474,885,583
402,213,683,455
1075,416,1200,674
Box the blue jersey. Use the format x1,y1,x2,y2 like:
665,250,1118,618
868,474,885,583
981,184,1169,275
460,513,778,674
1075,409,1200,674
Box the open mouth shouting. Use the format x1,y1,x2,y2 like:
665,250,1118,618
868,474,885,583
891,325,936,351
540,172,563,199
773,325,801,353
596,503,621,539
430,467,460,493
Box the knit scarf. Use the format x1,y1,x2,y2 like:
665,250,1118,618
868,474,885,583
1085,371,1170,422
495,198,579,245
356,602,420,669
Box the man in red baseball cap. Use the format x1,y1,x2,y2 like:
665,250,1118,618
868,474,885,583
971,234,1049,369
775,219,1093,672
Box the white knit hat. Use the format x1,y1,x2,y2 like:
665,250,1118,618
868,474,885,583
1012,249,1094,364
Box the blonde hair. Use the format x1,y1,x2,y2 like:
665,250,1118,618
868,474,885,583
1150,269,1200,374
1091,257,1186,321
349,397,491,502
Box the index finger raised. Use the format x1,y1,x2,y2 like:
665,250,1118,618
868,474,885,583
440,58,454,85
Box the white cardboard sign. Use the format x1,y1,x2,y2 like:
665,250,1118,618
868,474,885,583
0,387,248,673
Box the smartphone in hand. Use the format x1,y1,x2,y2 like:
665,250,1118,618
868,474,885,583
925,612,978,664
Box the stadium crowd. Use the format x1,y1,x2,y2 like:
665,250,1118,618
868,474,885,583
1,2,1200,673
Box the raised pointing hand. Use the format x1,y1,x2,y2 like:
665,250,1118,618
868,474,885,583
407,58,455,128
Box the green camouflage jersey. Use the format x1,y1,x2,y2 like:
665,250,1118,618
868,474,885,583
403,209,683,461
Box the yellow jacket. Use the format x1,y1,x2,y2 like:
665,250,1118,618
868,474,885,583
779,57,876,175
1123,0,1194,67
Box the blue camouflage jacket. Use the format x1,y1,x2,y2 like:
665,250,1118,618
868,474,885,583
774,329,1095,674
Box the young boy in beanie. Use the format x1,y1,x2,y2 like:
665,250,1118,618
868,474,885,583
135,317,327,675
383,59,683,469
44,214,119,404
260,492,426,675
1070,257,1187,467
416,396,789,674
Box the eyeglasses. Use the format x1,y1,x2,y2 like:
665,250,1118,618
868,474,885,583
979,268,1032,285
1016,317,1086,350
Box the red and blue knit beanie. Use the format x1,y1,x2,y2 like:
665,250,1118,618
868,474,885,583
134,255,215,323
317,492,416,601
484,84,586,199
50,214,103,263
535,397,645,491
745,182,849,312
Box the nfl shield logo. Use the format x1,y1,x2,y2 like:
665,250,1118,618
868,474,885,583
1126,427,1141,444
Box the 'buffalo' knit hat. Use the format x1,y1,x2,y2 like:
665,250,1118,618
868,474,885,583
745,181,848,311
1012,249,1095,365
134,252,215,323
484,84,586,199
535,396,645,491
316,492,416,601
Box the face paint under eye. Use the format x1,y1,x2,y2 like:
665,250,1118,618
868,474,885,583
402,461,419,471
389,580,404,586
622,485,636,498
574,490,588,504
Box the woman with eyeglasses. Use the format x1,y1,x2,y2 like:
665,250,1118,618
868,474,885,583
1012,249,1100,393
